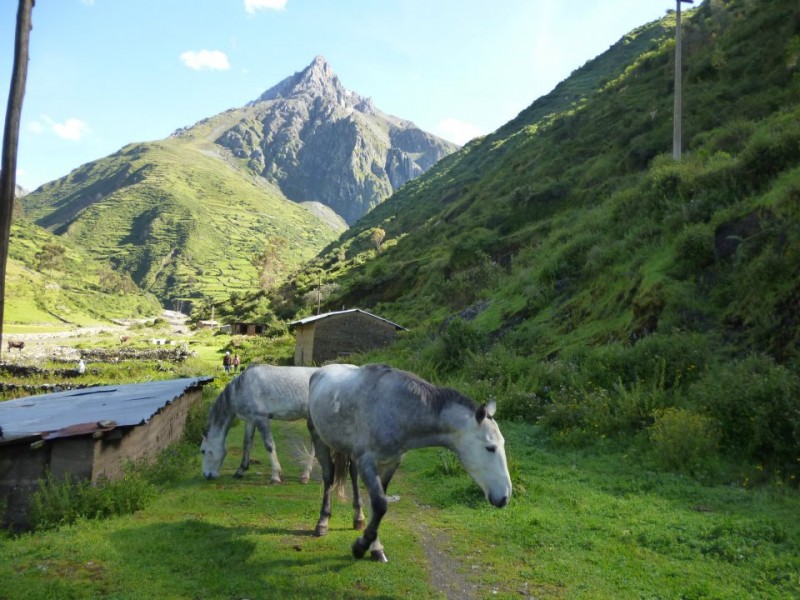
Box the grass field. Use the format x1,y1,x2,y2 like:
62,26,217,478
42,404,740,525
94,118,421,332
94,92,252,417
1,418,797,599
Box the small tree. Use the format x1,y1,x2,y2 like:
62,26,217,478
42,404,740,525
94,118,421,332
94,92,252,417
253,236,288,290
371,228,386,253
35,242,66,272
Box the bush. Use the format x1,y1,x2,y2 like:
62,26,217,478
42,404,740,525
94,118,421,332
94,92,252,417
673,223,716,275
421,318,487,374
30,471,154,530
649,407,720,472
688,354,800,466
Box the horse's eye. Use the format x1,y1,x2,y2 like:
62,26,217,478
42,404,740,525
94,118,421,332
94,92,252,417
486,446,497,453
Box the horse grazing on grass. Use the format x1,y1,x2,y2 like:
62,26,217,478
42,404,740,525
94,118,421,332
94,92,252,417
201,365,320,484
7,339,24,352
308,363,512,563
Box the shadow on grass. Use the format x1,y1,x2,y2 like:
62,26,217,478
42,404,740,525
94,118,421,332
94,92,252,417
111,519,400,599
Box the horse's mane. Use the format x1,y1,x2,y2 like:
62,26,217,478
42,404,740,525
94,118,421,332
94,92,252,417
365,364,477,415
205,376,236,432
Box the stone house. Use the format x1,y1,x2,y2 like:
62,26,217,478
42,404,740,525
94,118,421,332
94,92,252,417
289,309,406,366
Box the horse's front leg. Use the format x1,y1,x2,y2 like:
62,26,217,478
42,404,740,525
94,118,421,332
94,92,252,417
350,459,366,530
308,420,334,536
352,456,393,563
234,421,256,478
255,419,282,483
299,434,315,484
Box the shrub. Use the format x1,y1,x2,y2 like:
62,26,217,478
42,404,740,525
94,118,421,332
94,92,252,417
421,318,487,374
649,407,720,472
30,471,154,530
673,223,716,276
538,372,672,446
688,354,800,466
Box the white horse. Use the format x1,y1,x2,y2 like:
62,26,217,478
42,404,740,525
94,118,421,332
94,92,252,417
308,363,512,562
201,365,319,484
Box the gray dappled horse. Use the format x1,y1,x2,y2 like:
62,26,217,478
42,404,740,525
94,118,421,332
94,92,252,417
201,365,320,484
308,363,512,563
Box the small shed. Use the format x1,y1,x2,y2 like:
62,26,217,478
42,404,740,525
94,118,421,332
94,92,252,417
289,309,406,366
0,376,212,531
230,322,268,336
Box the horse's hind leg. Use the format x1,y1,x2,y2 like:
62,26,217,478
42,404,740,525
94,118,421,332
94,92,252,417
308,420,335,536
255,419,282,483
234,421,256,478
350,460,365,531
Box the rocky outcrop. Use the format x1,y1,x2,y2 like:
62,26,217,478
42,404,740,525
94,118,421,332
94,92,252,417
214,56,458,224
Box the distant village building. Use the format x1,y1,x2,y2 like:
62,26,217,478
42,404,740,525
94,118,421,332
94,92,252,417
289,309,406,366
229,322,269,336
0,377,212,531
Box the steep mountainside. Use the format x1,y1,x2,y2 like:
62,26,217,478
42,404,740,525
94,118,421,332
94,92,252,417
187,55,458,224
22,136,342,312
21,56,454,311
275,0,800,470
6,217,161,326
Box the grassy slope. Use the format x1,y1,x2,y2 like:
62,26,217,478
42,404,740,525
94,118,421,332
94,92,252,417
4,219,161,329
271,0,800,475
21,110,343,311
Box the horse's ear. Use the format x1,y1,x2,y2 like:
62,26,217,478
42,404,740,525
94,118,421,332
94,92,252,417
476,401,497,424
486,400,497,418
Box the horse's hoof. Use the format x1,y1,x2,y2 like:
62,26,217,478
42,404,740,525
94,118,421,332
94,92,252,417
370,550,388,563
353,518,366,531
352,538,368,559
299,474,310,484
233,472,244,479
314,524,328,537
270,477,281,485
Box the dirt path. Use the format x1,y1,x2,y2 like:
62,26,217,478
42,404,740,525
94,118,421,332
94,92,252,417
277,423,485,599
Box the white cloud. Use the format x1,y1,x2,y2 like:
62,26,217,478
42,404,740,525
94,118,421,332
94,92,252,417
52,118,90,140
244,0,287,15
435,118,484,145
80,0,96,6
29,115,89,140
180,49,231,71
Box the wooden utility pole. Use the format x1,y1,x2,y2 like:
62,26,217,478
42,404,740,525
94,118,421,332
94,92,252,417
0,0,35,359
673,0,693,161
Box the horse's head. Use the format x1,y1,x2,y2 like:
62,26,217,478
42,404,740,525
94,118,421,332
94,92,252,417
454,401,512,508
200,430,226,480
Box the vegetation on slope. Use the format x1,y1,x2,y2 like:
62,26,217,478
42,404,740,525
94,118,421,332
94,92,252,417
274,0,800,479
21,129,344,315
5,218,161,328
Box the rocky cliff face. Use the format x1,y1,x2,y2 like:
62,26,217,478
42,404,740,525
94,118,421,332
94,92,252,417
214,56,458,224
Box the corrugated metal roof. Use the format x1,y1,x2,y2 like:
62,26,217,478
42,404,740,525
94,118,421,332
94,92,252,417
0,376,213,444
288,308,407,330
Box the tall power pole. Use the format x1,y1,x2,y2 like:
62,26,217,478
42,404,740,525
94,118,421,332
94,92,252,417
673,0,694,160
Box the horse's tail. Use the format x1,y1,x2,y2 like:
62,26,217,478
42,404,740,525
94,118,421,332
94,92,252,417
331,451,350,501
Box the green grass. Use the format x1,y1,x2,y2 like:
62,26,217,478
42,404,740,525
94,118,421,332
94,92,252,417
1,420,798,599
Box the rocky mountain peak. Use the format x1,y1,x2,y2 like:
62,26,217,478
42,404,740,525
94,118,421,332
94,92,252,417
217,57,459,224
254,55,364,109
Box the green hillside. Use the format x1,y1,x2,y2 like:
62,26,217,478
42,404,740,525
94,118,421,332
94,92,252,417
5,218,161,328
276,0,800,476
22,124,344,313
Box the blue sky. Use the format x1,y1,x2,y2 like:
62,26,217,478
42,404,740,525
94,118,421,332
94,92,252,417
1,0,671,191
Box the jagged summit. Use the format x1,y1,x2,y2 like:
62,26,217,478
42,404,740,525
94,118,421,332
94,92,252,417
254,55,366,110
217,56,458,224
